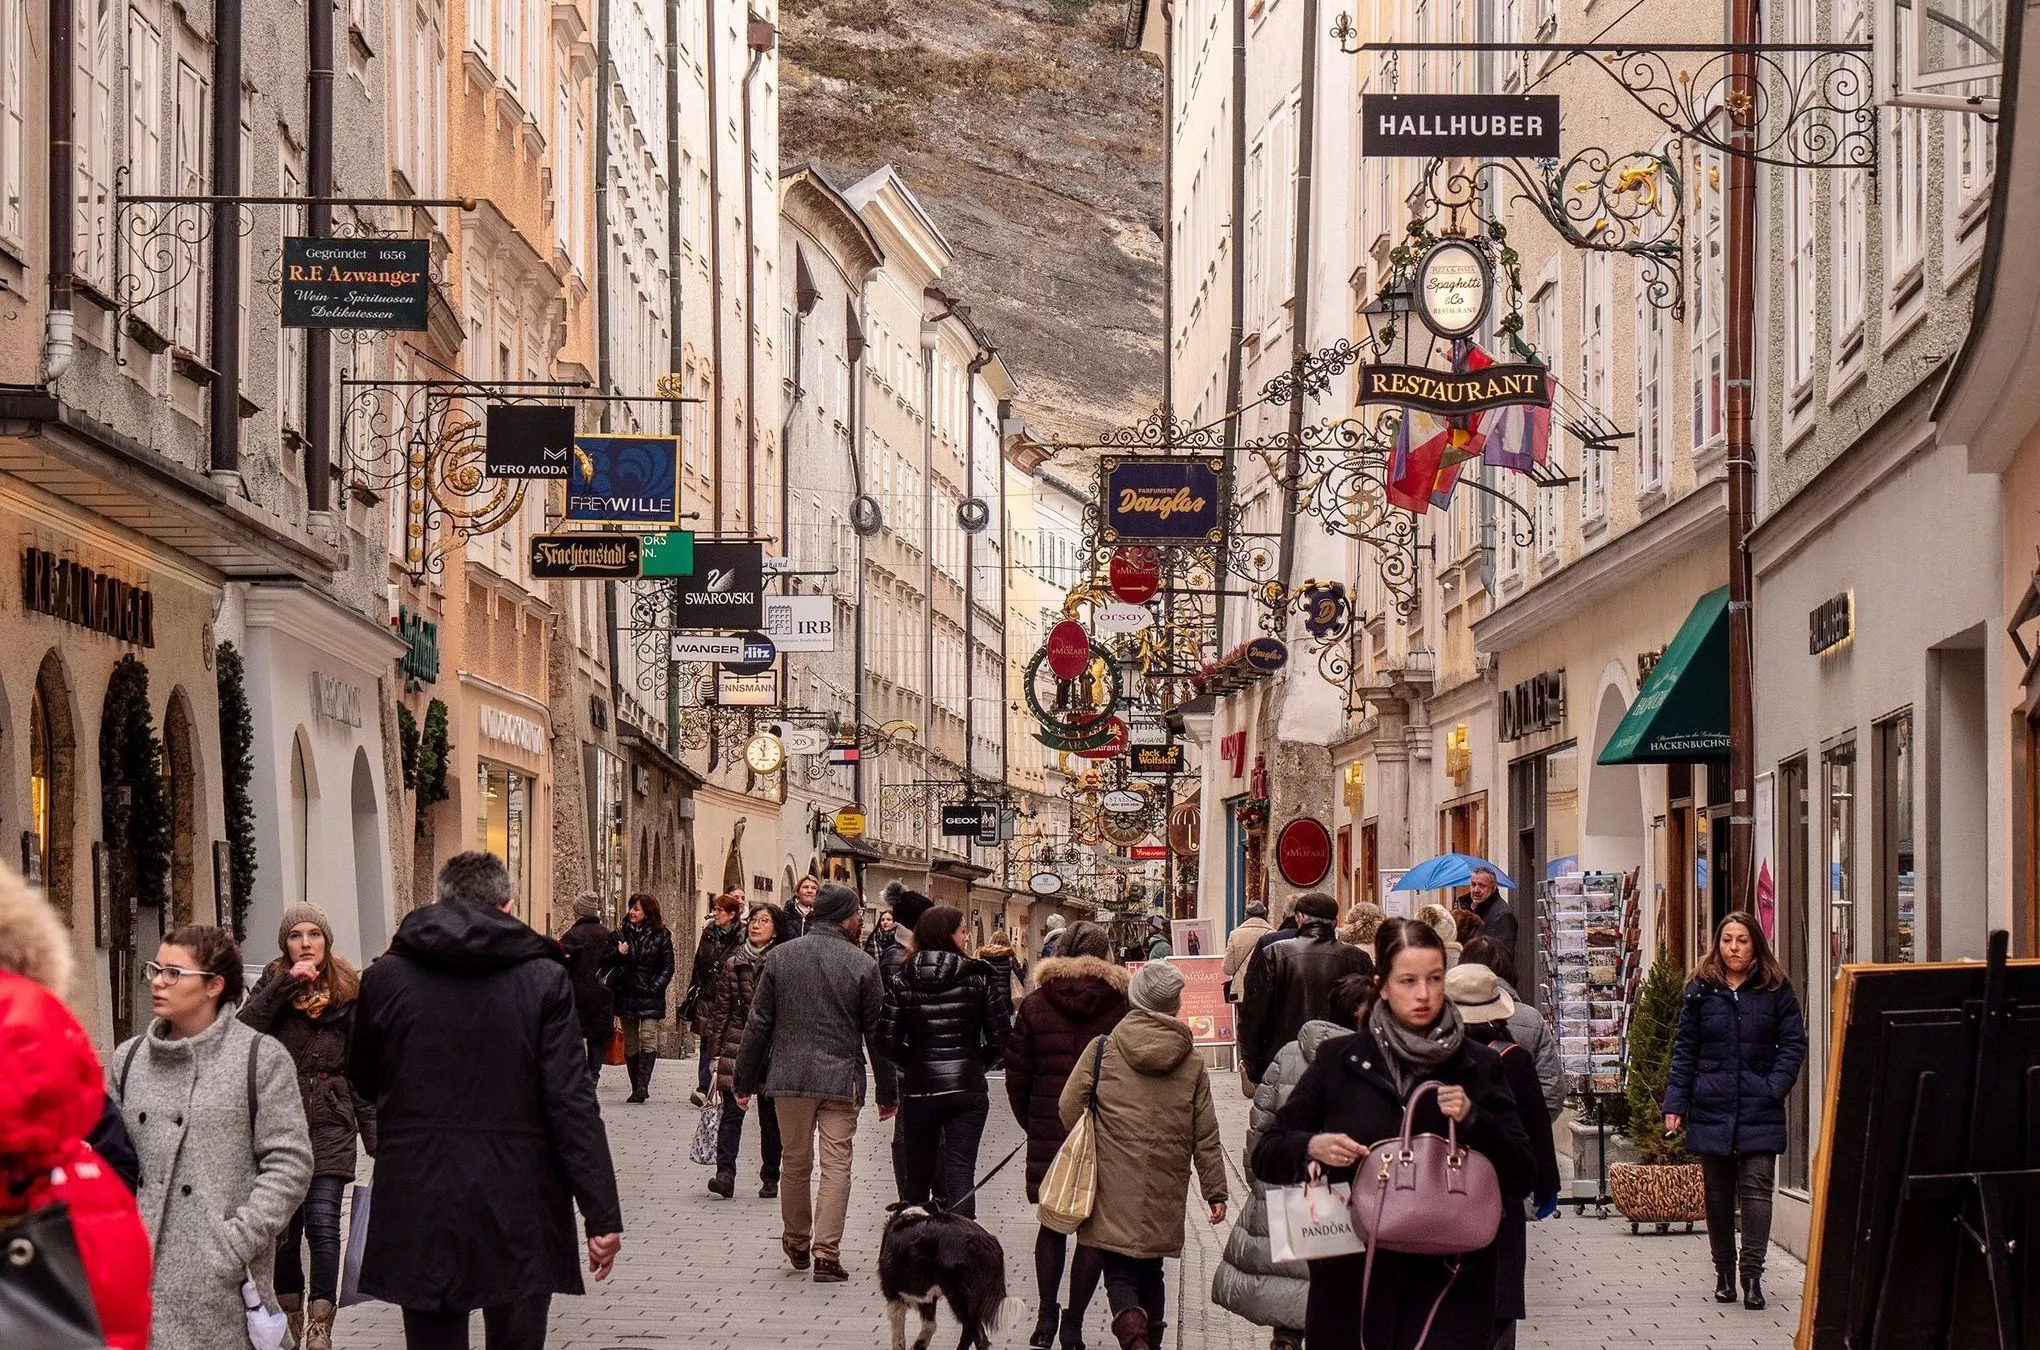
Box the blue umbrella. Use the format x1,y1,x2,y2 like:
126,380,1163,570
1392,853,1517,893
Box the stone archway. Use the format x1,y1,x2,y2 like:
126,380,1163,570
351,749,389,958
30,651,78,926
162,689,200,926
1585,682,1648,874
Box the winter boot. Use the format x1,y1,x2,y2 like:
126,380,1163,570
1057,1309,1087,1350
303,1300,335,1350
624,1055,647,1103
1714,1267,1739,1303
279,1293,303,1343
1150,1321,1167,1350
1109,1309,1151,1350
1029,1303,1061,1350
708,1170,735,1198
1743,1273,1767,1311
636,1052,657,1102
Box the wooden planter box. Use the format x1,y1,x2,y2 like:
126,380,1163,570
1608,1161,1707,1232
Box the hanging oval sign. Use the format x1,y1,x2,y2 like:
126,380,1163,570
1108,546,1163,604
1275,818,1334,888
1414,239,1492,341
1093,602,1153,635
1244,636,1289,674
1296,580,1350,640
1101,789,1145,813
1029,871,1066,897
1046,620,1093,680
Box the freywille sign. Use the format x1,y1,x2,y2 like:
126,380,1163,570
486,404,578,479
528,534,642,580
563,435,681,525
21,548,155,647
673,542,765,630
1100,456,1225,544
1357,364,1551,414
281,238,431,330
1361,94,1562,158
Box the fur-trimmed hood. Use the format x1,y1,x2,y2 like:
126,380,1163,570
1030,955,1128,1022
0,864,72,1001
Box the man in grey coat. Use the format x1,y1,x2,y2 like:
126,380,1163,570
734,882,896,1283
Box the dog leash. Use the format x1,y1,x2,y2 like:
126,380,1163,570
933,1142,1026,1215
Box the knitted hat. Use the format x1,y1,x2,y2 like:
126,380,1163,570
1444,963,1517,1024
811,883,861,925
278,903,334,956
573,890,603,919
889,887,933,931
1128,959,1184,1017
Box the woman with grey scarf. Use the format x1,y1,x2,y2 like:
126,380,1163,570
1253,919,1533,1350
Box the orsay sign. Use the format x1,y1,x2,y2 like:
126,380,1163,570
1361,94,1562,158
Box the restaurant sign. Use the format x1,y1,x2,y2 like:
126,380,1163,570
1100,455,1225,544
1356,364,1551,415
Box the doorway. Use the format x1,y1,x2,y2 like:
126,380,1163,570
1780,756,1811,1191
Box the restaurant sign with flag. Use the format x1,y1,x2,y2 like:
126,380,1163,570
1358,363,1550,415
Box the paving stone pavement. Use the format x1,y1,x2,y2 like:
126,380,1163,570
326,1062,1803,1350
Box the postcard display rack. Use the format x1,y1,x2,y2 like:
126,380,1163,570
1538,869,1641,1208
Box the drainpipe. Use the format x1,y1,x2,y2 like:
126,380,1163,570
781,251,813,556
704,0,725,530
594,0,612,432
1214,0,1247,643
208,0,244,477
42,0,76,385
996,397,1011,794
664,0,685,754
741,18,773,534
851,287,869,801
1160,0,1175,426
921,315,938,864
965,346,989,788
1276,0,1319,581
304,0,334,514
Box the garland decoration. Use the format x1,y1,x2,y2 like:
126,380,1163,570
415,698,451,837
215,642,258,938
102,655,172,917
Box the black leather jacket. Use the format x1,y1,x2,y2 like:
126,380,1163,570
880,949,1014,1098
1240,919,1373,1080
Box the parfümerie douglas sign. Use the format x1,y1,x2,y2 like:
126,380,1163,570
1361,94,1562,159
1357,364,1552,415
281,238,431,330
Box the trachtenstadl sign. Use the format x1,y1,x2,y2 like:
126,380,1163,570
1361,94,1562,159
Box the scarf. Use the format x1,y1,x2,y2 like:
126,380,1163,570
292,983,332,1017
741,939,770,961
1367,998,1467,1098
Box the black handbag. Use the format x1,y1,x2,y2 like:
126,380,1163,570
0,1203,107,1350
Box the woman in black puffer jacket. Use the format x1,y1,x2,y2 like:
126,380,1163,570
608,894,676,1103
879,904,1014,1218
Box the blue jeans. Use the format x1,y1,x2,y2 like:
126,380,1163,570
275,1175,347,1303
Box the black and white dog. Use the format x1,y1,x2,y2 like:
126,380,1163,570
878,1205,1015,1350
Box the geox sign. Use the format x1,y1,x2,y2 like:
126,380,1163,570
1361,94,1562,158
672,543,765,630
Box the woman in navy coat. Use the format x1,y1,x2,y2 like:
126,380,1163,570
1662,910,1807,1312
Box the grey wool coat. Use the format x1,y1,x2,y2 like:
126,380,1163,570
109,1010,314,1350
1212,1019,1345,1333
734,922,897,1108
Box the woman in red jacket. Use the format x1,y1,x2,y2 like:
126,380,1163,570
0,967,153,1350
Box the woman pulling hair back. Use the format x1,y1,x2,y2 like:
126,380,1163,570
701,901,788,1199
111,924,313,1350
612,893,676,1103
1662,910,1806,1311
1253,918,1533,1350
240,904,376,1349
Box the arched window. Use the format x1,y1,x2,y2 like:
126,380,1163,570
291,736,311,906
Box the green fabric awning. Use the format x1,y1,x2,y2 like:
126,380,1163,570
1597,586,1732,765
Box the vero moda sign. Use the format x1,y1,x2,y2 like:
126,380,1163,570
672,542,764,630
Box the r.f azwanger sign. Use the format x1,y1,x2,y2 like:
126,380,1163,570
1357,363,1551,416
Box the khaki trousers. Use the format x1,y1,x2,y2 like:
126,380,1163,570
773,1097,859,1261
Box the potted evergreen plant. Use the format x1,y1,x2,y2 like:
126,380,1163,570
1608,944,1708,1232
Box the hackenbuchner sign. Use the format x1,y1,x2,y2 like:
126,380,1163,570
1361,94,1562,158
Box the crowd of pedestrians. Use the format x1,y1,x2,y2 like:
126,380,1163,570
0,842,1810,1350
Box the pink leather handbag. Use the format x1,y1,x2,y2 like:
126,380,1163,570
1349,1080,1505,1350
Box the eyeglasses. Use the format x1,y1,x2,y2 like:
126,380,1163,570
143,961,210,984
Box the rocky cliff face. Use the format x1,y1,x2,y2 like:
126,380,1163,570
780,0,1163,444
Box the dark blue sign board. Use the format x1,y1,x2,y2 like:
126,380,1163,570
563,435,680,526
1100,455,1225,545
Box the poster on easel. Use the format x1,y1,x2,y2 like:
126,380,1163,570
1379,868,1412,918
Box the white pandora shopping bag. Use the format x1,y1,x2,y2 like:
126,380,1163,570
1266,1169,1364,1263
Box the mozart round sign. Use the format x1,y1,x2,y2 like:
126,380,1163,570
1046,620,1092,680
1274,818,1334,888
1414,239,1492,340
1108,547,1162,605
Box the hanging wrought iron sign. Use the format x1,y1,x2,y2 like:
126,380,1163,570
1100,455,1225,544
1413,239,1492,338
1362,94,1562,159
528,533,642,580
564,435,681,526
1296,581,1350,640
1356,363,1551,414
281,237,431,330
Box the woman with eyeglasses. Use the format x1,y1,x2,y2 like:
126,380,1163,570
109,925,313,1350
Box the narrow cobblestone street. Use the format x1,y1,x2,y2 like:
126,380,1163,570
333,1062,1802,1349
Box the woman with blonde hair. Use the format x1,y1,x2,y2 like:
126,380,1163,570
1335,902,1386,950
240,903,374,1349
1414,902,1462,965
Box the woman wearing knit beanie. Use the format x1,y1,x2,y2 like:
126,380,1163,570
1058,960,1230,1350
239,903,374,1350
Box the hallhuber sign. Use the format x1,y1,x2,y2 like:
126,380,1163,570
1361,94,1562,159
281,238,431,330
1357,364,1552,415
1100,455,1225,545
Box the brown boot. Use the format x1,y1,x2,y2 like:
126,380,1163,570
303,1299,335,1350
1110,1309,1152,1350
278,1293,303,1343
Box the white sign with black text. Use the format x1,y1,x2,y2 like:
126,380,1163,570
764,595,838,652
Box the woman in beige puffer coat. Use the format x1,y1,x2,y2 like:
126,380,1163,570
1058,961,1228,1350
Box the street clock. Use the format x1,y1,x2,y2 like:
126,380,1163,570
743,732,786,775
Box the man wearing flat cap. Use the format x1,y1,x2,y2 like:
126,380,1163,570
734,882,897,1284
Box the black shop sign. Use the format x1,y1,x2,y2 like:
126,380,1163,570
673,542,765,630
1362,94,1562,159
941,802,1000,839
486,404,578,478
1499,669,1566,742
281,238,431,330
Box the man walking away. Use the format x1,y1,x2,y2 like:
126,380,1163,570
1222,902,1271,1004
1142,915,1172,961
1039,913,1067,960
350,853,622,1350
1468,866,1519,949
1237,892,1372,1085
557,892,614,1082
734,882,896,1283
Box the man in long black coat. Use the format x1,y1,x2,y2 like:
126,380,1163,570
350,852,624,1348
557,891,616,1082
